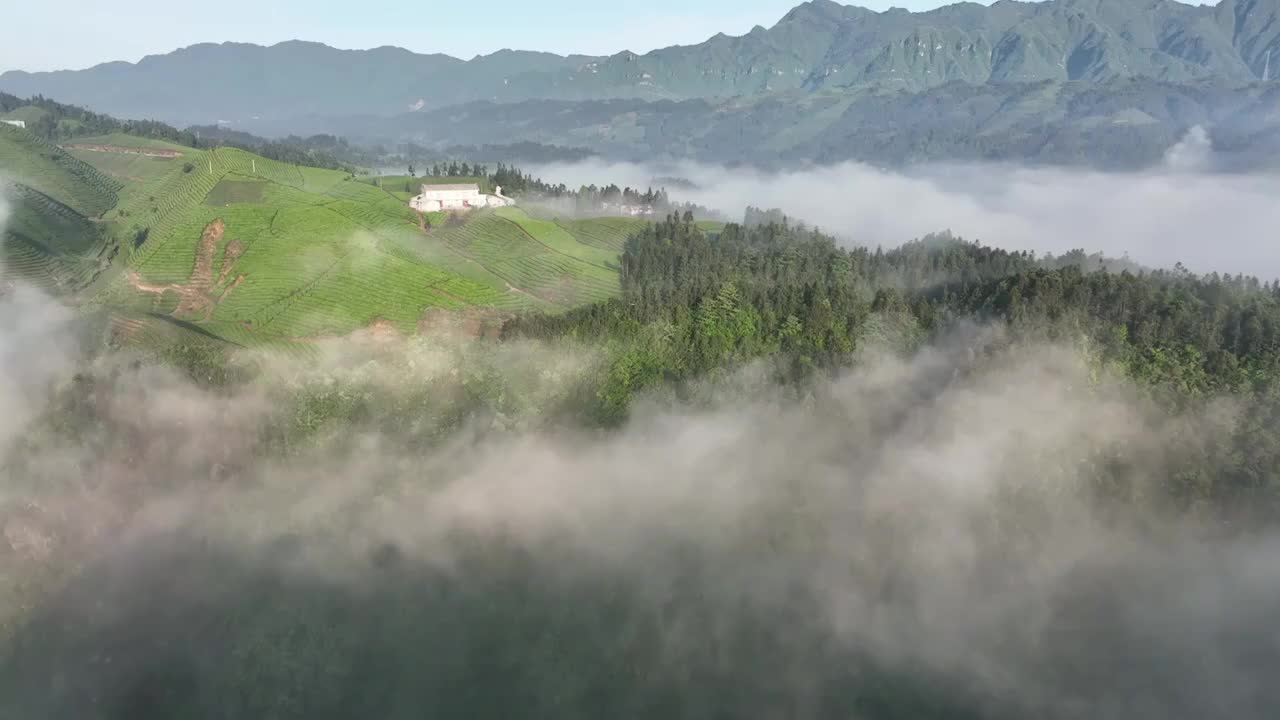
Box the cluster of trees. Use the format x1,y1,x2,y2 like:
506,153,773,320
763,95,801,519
560,184,712,218
483,165,716,218
187,126,376,171
513,214,1280,396
0,92,201,146
485,164,567,196
0,93,361,172
422,161,489,178
571,183,669,211
506,215,1280,510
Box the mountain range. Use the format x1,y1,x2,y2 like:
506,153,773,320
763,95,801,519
3,0,1279,167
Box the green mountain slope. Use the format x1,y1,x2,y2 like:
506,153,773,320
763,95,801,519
0,123,123,290
0,123,120,217
1,132,641,348
2,0,1278,130
0,42,585,128
86,147,632,344
1,183,114,292
362,78,1280,169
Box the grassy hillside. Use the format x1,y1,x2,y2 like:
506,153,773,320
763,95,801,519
0,105,50,126
65,133,190,152
0,137,636,348
0,123,120,217
0,124,122,290
2,127,649,349
0,183,114,291
551,217,648,253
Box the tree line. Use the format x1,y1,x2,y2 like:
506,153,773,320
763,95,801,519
505,214,1280,512
0,93,360,172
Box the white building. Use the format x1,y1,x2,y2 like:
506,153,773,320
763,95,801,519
1,120,25,129
410,183,513,212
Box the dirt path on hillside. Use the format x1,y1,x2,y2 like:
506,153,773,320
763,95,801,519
218,239,245,286
504,281,545,303
61,143,184,158
174,220,224,318
126,272,183,296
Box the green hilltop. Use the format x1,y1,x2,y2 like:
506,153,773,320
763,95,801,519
0,123,650,352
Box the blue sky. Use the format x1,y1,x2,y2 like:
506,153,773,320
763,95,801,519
0,0,969,73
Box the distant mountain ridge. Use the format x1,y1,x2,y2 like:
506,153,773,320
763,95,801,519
0,41,590,127
336,78,1280,170
3,0,1279,130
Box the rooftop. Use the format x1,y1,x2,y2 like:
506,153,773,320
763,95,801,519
419,183,480,192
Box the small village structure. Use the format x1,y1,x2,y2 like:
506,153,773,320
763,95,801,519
1,120,26,129
614,203,657,217
410,183,513,212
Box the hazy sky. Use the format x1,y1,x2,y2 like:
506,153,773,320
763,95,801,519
0,0,971,73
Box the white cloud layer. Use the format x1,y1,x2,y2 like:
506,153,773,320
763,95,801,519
2,327,1278,717
531,150,1280,279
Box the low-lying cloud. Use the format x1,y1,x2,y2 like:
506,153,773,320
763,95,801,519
1164,124,1213,172
1,319,1278,718
530,148,1280,278
0,186,82,452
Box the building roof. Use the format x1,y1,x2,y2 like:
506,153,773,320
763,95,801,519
419,183,480,193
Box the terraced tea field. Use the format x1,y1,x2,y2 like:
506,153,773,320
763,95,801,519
0,123,119,217
1,183,112,291
552,217,648,252
3,126,648,351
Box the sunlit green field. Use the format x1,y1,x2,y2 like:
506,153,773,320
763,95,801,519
2,126,647,349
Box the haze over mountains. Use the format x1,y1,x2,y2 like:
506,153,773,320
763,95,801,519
3,0,1280,166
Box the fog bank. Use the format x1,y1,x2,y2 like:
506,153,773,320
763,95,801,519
529,155,1280,278
1,317,1278,718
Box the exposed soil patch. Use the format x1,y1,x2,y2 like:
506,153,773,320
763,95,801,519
218,275,246,302
419,307,513,340
127,219,246,322
126,271,182,297
219,239,245,286
61,143,184,158
173,219,224,318
293,318,404,345
366,319,402,343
